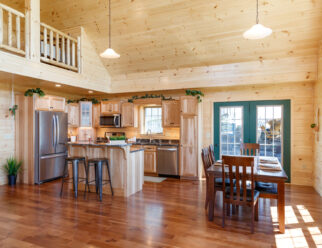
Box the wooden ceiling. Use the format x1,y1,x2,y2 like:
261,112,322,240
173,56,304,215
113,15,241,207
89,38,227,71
3,0,322,77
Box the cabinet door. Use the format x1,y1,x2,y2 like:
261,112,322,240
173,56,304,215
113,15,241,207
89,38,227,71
50,97,65,111
112,102,121,113
35,96,51,111
162,100,180,127
180,96,198,115
144,151,156,173
67,103,79,127
92,104,101,128
180,115,198,177
79,102,92,127
101,101,111,114
121,103,134,127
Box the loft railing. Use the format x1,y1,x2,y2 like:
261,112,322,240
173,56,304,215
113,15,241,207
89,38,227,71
0,3,25,56
40,23,81,72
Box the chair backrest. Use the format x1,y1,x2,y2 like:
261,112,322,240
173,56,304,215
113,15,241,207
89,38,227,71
222,155,255,206
201,147,212,181
240,143,260,156
208,144,216,164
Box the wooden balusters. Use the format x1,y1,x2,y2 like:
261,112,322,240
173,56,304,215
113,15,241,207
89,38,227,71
56,33,59,62
72,41,75,67
0,3,25,55
66,38,70,66
77,36,81,73
43,27,47,58
49,30,53,60
62,36,65,64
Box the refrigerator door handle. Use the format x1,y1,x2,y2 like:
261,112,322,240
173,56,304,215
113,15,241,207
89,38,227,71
52,114,56,148
55,114,60,146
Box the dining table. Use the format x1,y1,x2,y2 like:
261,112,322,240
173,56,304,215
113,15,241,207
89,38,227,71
206,156,288,233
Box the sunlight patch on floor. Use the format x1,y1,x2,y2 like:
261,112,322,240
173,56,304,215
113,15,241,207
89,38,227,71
296,205,314,223
271,206,298,224
275,228,308,248
308,227,322,247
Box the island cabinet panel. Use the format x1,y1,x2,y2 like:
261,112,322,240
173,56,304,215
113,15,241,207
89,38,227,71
101,101,121,115
79,101,92,127
144,146,156,173
35,95,65,111
180,114,198,177
92,104,101,128
121,102,138,127
162,100,181,127
67,103,79,127
180,96,198,115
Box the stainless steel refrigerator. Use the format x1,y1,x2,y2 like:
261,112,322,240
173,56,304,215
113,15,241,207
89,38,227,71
35,111,68,184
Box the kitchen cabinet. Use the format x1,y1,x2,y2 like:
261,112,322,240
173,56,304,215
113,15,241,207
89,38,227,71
121,102,138,127
67,103,79,127
35,95,65,111
101,101,121,115
144,146,157,173
79,101,92,127
180,114,198,178
92,104,101,128
180,96,198,115
162,100,180,127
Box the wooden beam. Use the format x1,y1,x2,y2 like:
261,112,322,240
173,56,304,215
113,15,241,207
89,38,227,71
111,56,318,93
25,0,40,61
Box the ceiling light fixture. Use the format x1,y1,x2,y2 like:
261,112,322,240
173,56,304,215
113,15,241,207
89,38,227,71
55,84,61,87
88,90,93,94
100,0,120,58
243,0,272,39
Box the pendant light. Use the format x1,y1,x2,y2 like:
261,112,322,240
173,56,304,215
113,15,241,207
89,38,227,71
100,0,120,58
243,0,272,39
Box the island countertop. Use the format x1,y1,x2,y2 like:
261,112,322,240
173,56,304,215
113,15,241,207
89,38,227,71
67,141,132,147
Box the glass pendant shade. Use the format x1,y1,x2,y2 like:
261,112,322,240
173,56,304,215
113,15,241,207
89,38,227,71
243,23,272,39
100,48,120,59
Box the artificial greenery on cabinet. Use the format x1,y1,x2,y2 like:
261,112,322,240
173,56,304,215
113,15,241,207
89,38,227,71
24,88,45,97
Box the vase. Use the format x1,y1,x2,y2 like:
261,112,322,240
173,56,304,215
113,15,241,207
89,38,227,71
8,175,17,186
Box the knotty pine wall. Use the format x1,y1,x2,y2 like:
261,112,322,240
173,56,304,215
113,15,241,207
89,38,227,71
314,43,322,196
202,82,315,186
0,83,15,185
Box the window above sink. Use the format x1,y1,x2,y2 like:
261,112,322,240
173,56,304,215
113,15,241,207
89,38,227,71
144,107,163,134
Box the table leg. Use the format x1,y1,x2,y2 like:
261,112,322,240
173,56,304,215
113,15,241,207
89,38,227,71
208,173,215,221
277,181,285,233
72,160,79,198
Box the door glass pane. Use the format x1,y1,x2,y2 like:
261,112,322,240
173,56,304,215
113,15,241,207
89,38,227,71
219,106,243,157
256,105,283,163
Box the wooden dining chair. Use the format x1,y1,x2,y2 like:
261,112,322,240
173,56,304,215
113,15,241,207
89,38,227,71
221,155,259,233
202,147,216,210
240,143,278,200
208,144,216,164
240,143,260,156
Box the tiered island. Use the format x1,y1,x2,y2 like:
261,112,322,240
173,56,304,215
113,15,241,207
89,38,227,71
67,142,144,197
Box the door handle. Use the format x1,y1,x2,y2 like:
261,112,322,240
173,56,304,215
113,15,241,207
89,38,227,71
55,115,59,145
52,115,56,148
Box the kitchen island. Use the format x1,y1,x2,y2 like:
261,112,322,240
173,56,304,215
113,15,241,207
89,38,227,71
67,142,144,197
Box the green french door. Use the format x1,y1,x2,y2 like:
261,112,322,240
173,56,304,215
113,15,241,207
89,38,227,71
214,100,291,181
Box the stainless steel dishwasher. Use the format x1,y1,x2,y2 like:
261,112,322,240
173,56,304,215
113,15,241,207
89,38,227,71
156,146,179,176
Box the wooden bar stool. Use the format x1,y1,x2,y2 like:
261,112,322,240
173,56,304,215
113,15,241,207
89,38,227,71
60,156,87,198
85,158,113,201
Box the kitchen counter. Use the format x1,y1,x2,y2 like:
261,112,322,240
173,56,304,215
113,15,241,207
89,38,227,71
67,142,144,197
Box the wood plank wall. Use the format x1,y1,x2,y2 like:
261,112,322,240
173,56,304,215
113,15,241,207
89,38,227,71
202,82,315,186
314,42,322,196
0,82,15,185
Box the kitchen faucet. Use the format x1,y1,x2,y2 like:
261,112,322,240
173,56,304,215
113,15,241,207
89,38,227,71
147,129,152,142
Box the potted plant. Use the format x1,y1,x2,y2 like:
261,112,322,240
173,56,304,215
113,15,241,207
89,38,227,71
311,123,319,132
3,157,22,186
109,136,127,145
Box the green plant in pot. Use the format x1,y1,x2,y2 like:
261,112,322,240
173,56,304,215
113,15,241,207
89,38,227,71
3,157,22,186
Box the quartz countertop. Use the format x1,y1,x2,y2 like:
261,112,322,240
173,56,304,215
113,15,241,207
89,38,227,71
67,142,132,147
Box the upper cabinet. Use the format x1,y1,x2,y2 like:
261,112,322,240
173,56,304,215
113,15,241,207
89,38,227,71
35,95,65,112
121,102,138,127
79,101,92,127
180,96,198,115
101,101,121,115
162,100,180,127
67,103,79,127
92,104,101,128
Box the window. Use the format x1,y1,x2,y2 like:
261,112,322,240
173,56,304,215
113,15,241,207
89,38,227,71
144,107,163,134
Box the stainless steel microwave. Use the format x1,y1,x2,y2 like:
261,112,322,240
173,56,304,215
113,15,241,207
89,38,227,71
100,114,121,127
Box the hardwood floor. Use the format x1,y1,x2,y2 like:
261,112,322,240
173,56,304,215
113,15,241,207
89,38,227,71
0,179,321,248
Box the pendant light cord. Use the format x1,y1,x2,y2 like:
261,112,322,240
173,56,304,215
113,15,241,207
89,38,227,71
256,0,259,24
109,0,111,48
